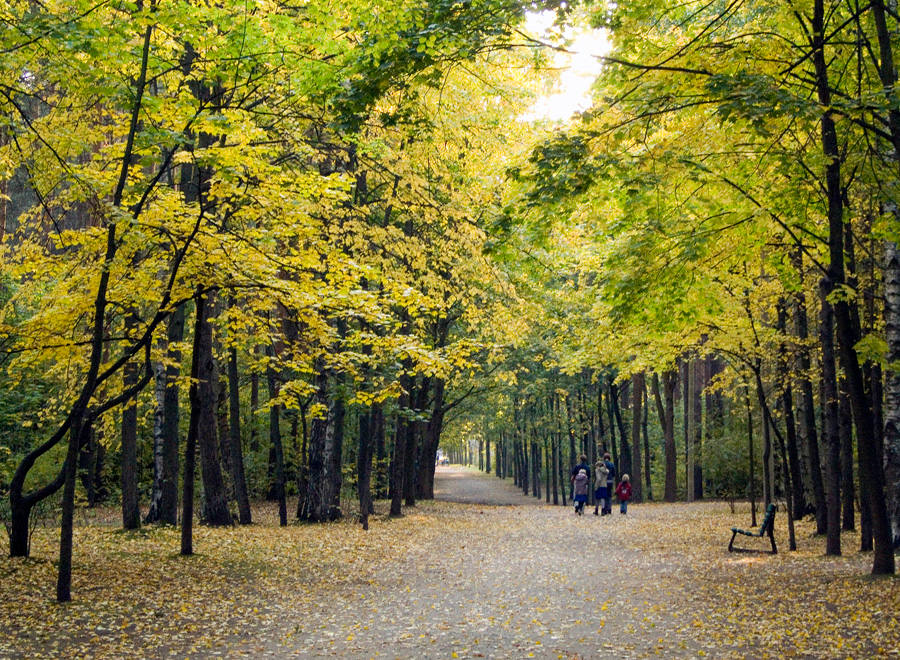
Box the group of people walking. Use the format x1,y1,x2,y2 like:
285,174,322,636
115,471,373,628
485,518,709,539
571,453,631,516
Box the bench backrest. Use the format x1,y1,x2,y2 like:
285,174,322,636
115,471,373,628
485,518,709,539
759,504,777,535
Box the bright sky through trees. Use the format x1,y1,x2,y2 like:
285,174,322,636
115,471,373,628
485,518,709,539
521,10,607,122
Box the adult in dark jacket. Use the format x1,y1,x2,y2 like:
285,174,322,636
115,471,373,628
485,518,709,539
570,454,591,499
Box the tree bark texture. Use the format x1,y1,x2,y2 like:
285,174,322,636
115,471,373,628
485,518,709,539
820,284,842,555
884,239,900,548
418,378,446,499
266,346,287,526
868,0,900,552
793,264,827,533
300,366,341,521
692,359,703,501
652,371,678,502
160,304,184,525
228,346,252,524
120,315,141,531
778,300,808,520
630,371,644,502
193,289,232,526
145,355,167,523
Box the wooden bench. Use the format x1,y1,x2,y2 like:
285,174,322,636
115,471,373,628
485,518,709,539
728,504,777,554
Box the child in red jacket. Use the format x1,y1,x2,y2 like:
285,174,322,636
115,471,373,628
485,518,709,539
615,474,632,514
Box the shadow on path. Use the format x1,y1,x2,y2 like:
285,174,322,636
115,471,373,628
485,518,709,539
433,465,546,506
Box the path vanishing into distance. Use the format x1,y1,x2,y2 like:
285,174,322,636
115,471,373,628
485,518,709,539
432,465,547,506
3,466,891,659
245,467,713,659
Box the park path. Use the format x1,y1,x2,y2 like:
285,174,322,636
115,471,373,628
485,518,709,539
433,465,546,506
245,466,698,659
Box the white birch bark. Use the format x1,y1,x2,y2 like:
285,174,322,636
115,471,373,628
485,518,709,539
884,239,900,548
145,355,167,522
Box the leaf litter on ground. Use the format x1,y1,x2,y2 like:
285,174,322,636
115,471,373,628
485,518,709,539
0,496,897,659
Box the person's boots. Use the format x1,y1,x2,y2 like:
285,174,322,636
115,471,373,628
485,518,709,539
593,506,599,515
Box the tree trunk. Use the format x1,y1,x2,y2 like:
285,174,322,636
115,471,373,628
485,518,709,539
266,346,287,526
610,379,629,478
79,427,102,507
551,432,559,505
419,379,446,499
884,239,900,548
778,300,808,520
793,254,827,533
216,376,232,502
228,346,251,524
405,378,426,506
145,355,167,523
821,283,842,556
596,381,607,453
685,360,695,501
759,361,773,509
160,304,184,526
249,346,260,452
630,372,644,502
329,378,345,515
692,359,703,500
182,291,206,556
754,368,796,551
193,289,232,526
121,314,141,531
642,380,652,501
300,366,340,521
653,371,677,502
57,420,86,602
357,407,375,530
813,0,893,573
746,388,757,526
865,0,900,555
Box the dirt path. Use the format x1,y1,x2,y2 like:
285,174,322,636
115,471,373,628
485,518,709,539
4,469,893,659
433,465,546,506
247,466,696,659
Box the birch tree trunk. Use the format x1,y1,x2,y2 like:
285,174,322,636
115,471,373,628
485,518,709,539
145,356,167,523
884,240,900,548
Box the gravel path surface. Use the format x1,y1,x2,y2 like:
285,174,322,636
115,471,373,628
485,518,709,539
433,465,546,506
250,466,691,659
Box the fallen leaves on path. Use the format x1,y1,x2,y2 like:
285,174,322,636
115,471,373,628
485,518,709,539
0,500,897,658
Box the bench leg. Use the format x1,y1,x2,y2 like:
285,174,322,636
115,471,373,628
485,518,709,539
728,530,737,552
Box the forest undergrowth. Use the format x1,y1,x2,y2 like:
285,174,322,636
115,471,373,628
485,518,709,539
1,498,897,658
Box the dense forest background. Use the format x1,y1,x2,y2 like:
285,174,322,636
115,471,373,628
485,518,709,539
1,0,898,602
